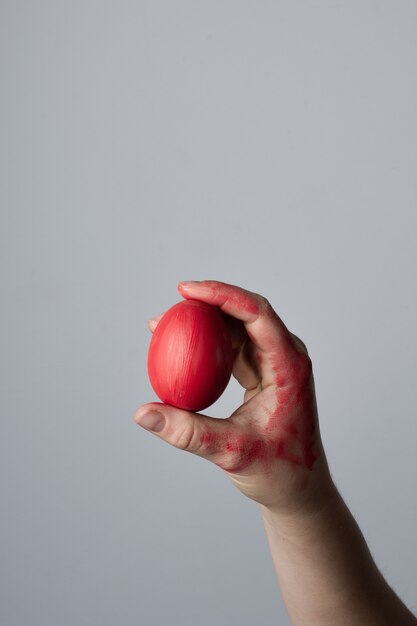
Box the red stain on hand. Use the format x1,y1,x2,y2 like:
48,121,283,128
225,435,269,474
180,281,261,317
200,349,318,475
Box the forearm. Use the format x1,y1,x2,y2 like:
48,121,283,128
260,480,416,626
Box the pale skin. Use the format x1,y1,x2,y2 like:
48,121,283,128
135,279,417,626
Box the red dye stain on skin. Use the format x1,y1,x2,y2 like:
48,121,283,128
264,390,317,471
200,431,221,451
208,282,261,316
263,351,318,470
199,429,271,474
199,351,318,475
181,281,261,317
227,437,269,474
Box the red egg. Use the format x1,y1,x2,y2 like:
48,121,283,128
147,299,234,412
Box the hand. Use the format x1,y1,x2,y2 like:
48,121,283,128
135,280,333,515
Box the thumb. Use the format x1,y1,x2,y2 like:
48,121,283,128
134,402,233,465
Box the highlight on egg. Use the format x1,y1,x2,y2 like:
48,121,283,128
147,299,234,412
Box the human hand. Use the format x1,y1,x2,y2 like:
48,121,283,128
135,280,333,515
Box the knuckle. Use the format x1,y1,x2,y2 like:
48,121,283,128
257,294,272,314
216,431,261,473
289,332,309,354
173,419,202,453
218,451,242,473
258,294,269,307
293,352,313,385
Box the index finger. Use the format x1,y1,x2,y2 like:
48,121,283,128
178,280,299,388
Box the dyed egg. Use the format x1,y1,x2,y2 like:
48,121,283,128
147,299,233,411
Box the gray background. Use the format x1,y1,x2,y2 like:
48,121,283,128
1,1,417,625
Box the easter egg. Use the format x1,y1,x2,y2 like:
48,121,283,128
147,299,233,411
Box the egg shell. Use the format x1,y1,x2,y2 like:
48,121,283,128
147,299,233,411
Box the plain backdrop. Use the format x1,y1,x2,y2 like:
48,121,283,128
1,1,417,625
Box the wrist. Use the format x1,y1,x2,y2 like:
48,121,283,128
259,474,341,539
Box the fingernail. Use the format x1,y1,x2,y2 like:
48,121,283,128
136,410,165,432
179,281,201,287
